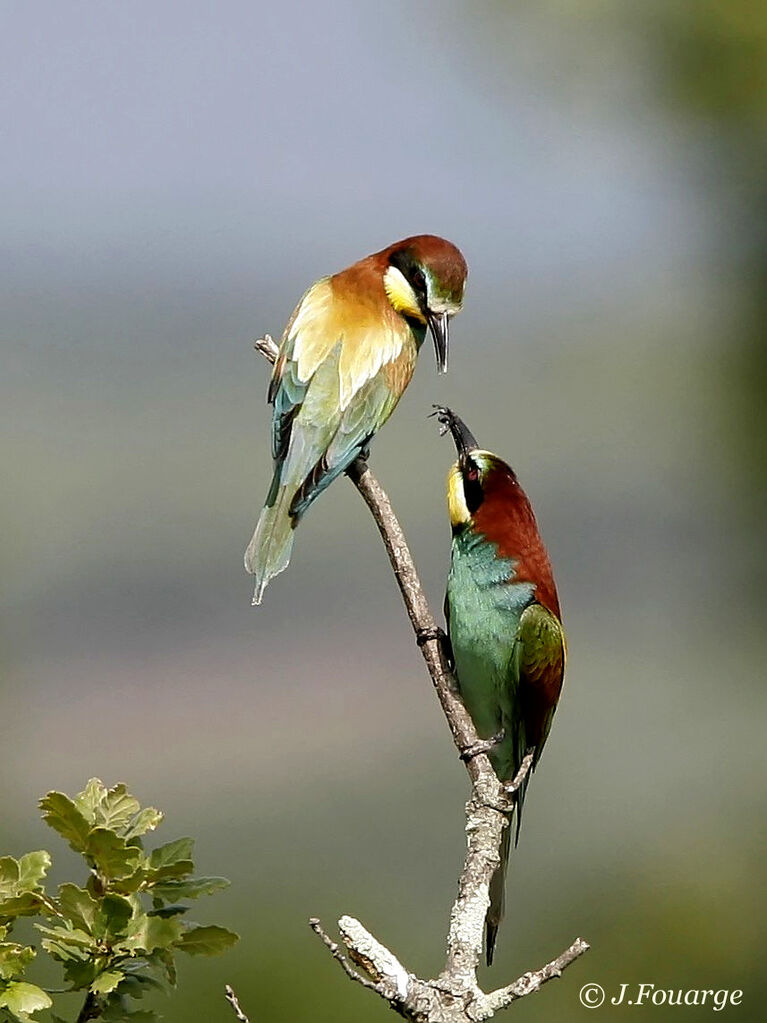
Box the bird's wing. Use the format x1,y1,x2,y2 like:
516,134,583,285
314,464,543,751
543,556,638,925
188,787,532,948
287,351,408,520
515,602,566,761
268,278,337,462
268,276,413,518
502,601,565,842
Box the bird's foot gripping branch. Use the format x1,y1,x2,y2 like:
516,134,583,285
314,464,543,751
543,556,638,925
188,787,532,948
253,335,588,1022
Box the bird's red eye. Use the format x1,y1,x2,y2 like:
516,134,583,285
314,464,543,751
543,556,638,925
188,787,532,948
466,462,479,482
411,269,426,293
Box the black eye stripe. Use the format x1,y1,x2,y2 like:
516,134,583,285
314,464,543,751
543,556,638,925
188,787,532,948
463,459,483,513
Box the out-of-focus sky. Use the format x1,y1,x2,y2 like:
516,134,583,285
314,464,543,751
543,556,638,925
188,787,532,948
2,2,764,1021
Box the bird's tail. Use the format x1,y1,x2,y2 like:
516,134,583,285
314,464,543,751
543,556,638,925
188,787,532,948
485,824,511,967
244,474,296,605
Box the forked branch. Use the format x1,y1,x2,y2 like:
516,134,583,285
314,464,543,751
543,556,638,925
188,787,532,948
251,334,588,1021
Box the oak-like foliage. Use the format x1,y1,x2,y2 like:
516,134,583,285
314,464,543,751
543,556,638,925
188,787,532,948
0,780,237,1023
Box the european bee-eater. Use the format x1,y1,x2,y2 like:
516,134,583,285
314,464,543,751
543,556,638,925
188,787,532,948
245,235,468,604
434,406,565,966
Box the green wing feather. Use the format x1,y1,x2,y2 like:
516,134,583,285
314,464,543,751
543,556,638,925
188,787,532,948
507,602,565,834
516,602,566,760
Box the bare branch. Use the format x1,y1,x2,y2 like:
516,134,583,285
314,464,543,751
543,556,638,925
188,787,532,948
253,333,279,362
308,918,384,995
483,938,591,1014
252,337,588,1020
225,984,251,1023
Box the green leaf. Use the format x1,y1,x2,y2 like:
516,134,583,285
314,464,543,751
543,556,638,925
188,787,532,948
35,924,94,948
144,860,194,887
121,953,171,987
63,779,162,839
62,957,98,989
0,942,35,981
57,884,98,933
125,808,163,840
0,861,19,900
148,838,194,870
115,970,165,998
36,924,94,963
90,970,124,995
102,1008,158,1023
110,865,151,895
73,778,108,823
94,895,133,940
151,876,229,902
39,793,90,853
175,924,238,956
146,904,187,918
97,784,142,833
0,981,52,1015
16,854,50,893
85,830,142,880
124,915,182,955
152,948,177,988
0,893,47,923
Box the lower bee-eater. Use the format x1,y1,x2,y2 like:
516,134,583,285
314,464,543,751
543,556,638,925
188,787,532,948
434,406,565,966
245,235,467,605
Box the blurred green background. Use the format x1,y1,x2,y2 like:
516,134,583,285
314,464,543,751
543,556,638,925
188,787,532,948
2,1,765,1020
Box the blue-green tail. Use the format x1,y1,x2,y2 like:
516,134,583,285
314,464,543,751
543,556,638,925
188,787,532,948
244,476,295,606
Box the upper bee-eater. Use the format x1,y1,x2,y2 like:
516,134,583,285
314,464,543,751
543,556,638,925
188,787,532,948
245,235,468,605
434,406,565,966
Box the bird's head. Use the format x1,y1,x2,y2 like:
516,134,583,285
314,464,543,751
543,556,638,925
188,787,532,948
432,405,512,530
434,406,560,616
382,235,467,373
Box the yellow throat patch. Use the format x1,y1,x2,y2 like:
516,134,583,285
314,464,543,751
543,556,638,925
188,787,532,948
383,266,427,322
447,463,469,526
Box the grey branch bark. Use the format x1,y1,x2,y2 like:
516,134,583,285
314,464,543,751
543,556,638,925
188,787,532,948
253,334,589,1020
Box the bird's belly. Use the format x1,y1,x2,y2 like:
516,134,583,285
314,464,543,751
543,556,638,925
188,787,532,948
447,544,534,769
449,600,518,735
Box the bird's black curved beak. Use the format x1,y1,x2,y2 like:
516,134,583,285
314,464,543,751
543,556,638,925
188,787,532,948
430,405,479,458
427,311,449,374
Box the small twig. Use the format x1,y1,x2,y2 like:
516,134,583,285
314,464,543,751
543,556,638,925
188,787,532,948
484,937,591,1013
346,461,494,783
224,985,251,1023
253,333,279,361
308,918,382,995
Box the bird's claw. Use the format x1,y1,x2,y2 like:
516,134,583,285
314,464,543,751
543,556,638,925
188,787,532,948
416,626,446,648
415,626,454,667
460,729,506,762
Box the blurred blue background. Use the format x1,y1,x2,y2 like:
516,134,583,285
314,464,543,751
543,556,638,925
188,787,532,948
1,2,764,1020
